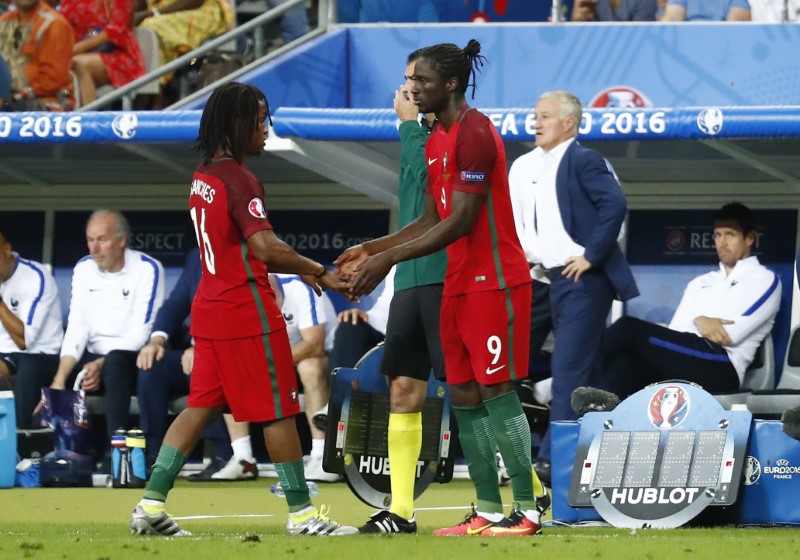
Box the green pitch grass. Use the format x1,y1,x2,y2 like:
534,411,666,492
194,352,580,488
2,479,797,559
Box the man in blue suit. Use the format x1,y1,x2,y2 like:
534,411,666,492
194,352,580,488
508,90,639,483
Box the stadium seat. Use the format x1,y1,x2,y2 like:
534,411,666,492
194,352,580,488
746,326,800,416
134,27,161,96
95,27,161,101
714,334,775,410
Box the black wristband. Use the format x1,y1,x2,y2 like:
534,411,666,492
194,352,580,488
314,266,327,278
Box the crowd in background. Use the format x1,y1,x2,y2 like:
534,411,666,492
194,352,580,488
0,0,797,112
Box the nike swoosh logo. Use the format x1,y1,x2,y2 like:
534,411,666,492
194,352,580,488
466,521,495,535
427,158,438,165
487,525,532,535
485,364,506,375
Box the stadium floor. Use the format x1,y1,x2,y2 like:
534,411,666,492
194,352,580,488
2,478,796,559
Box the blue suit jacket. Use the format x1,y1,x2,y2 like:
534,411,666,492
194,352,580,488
555,141,639,301
151,248,200,344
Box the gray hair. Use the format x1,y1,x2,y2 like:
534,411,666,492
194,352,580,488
88,209,131,242
538,90,582,135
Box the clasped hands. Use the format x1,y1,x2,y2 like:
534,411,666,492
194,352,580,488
303,244,392,301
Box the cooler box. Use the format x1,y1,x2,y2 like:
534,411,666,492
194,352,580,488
0,391,17,488
737,419,800,525
551,420,602,523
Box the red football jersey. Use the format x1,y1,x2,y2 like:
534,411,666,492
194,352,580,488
188,159,284,339
425,107,530,296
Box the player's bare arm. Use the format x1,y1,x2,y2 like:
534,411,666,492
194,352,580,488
350,190,483,297
694,316,734,346
334,198,440,277
247,229,350,297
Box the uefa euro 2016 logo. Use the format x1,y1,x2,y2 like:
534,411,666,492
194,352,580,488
648,386,689,429
697,108,724,136
112,113,138,140
743,456,762,485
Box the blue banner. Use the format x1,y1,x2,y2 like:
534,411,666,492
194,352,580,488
272,106,800,142
0,111,200,145
3,106,800,144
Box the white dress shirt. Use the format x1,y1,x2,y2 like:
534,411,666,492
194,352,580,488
669,256,781,382
0,254,63,354
60,248,165,359
509,137,584,273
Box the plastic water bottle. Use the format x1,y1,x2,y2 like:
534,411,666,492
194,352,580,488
126,428,147,487
0,391,17,488
110,428,128,487
270,480,318,497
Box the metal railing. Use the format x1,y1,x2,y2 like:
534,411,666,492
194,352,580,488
80,0,333,111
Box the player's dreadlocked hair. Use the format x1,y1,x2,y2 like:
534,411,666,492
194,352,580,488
194,82,272,164
414,39,486,99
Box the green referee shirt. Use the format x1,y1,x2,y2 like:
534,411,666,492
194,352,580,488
394,119,447,292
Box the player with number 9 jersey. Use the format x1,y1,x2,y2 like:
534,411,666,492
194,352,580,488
425,106,530,297
425,106,532,387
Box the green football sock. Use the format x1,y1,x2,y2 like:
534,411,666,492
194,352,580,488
484,391,536,511
454,404,503,514
274,460,311,513
143,445,185,502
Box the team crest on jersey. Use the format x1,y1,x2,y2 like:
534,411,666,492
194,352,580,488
248,198,266,218
9,298,18,309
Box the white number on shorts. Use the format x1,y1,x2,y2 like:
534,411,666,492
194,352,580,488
190,206,216,275
487,335,502,365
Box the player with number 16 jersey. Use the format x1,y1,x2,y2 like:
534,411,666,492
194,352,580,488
189,160,284,340
131,83,356,539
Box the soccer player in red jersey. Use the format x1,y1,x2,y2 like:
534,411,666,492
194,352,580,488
336,40,547,536
130,82,356,537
